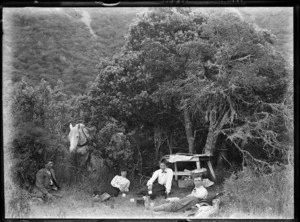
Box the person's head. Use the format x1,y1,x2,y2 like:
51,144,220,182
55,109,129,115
159,159,168,171
193,177,203,188
120,170,127,177
193,176,214,188
44,160,54,170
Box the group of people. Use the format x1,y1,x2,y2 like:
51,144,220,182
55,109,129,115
31,158,217,215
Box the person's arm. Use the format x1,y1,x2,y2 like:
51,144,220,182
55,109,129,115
147,170,159,187
165,169,174,194
187,189,195,197
124,179,130,192
35,170,49,195
111,176,120,188
50,169,60,190
120,179,130,192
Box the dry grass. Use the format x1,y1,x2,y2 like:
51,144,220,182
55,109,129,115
7,173,293,219
26,188,194,219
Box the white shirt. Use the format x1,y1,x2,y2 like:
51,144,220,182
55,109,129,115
188,186,208,199
111,175,130,192
147,168,173,193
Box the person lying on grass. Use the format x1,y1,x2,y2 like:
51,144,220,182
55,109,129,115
93,167,130,202
144,177,215,213
30,160,63,202
137,159,173,200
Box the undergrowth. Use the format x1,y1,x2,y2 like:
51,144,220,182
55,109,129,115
221,163,293,218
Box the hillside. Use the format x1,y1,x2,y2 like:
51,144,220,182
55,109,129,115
236,7,293,65
4,8,139,95
4,7,293,95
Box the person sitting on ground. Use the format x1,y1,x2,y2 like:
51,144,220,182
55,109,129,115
93,168,130,202
145,177,216,213
30,160,62,202
110,168,130,195
137,159,173,200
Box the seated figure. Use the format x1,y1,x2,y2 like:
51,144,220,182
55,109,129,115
110,168,130,195
93,168,130,202
30,160,62,202
137,159,173,199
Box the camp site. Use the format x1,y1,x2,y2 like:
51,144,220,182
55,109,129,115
3,7,294,219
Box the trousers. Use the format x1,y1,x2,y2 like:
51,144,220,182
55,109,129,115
153,196,200,212
137,182,166,200
100,184,120,197
31,187,62,201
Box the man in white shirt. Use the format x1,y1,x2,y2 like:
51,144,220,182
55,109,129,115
137,159,173,199
145,177,217,212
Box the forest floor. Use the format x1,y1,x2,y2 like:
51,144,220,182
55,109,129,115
26,185,221,219
18,184,285,219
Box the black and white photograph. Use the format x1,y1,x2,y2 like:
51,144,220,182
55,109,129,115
3,5,294,219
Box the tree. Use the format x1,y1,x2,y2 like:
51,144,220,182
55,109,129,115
85,8,291,171
155,9,291,167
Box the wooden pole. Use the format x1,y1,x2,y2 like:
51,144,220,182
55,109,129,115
174,162,178,180
207,160,216,181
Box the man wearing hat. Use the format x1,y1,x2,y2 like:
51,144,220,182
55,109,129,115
31,160,62,202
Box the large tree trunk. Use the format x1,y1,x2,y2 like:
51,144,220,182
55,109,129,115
154,125,163,163
204,109,229,156
204,128,218,156
165,132,174,154
183,104,195,154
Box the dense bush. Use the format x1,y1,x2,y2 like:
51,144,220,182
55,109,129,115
96,120,133,170
221,164,293,218
10,79,78,188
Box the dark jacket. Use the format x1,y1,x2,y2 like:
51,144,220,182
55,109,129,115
32,168,59,195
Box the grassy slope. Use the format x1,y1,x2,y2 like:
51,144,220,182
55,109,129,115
6,8,138,95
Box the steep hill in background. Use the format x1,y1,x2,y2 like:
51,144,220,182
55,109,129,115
5,8,139,95
4,7,292,95
236,7,293,65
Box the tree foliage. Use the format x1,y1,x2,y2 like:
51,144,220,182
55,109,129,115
84,8,292,172
10,79,78,188
7,8,293,186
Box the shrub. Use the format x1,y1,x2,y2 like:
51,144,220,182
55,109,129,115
10,79,79,189
221,163,293,218
7,186,31,218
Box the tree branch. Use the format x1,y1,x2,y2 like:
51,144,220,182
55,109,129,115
231,54,253,62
